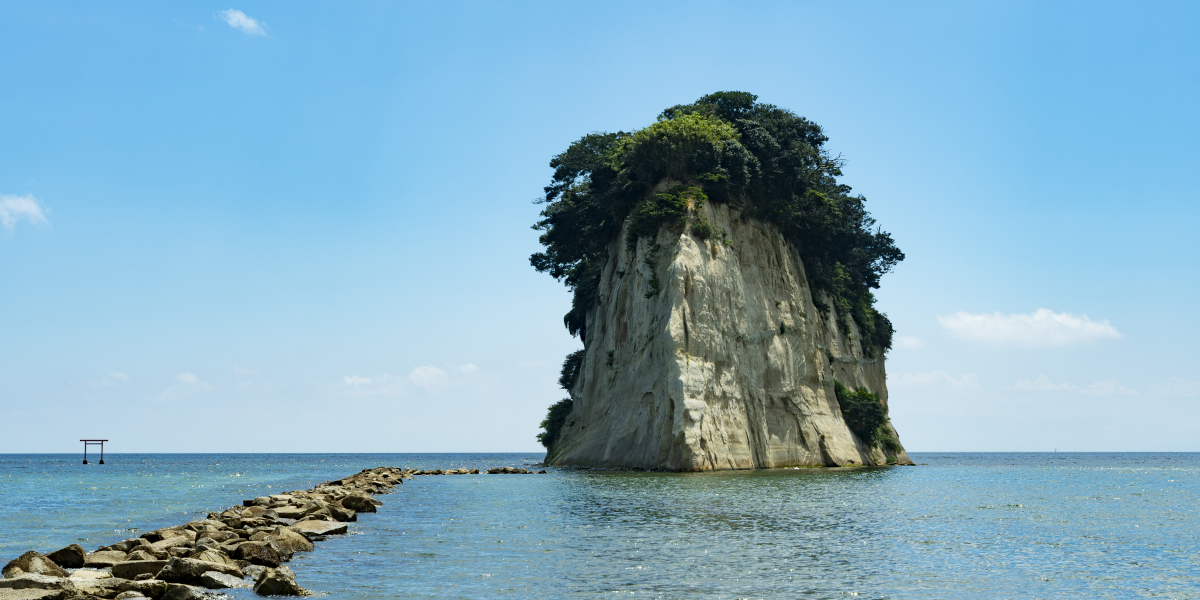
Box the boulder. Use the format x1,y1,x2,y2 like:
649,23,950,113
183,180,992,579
252,566,307,597
65,570,109,580
150,536,193,553
187,551,236,567
339,492,376,513
197,571,246,590
242,565,267,582
327,505,356,523
43,545,85,570
287,521,346,539
160,583,205,600
265,528,313,555
114,592,147,599
142,527,194,544
155,557,242,585
233,542,281,567
271,506,305,520
111,561,169,580
125,549,161,562
0,575,75,592
2,552,68,579
0,589,70,600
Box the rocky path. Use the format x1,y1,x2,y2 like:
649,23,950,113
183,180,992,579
0,465,542,599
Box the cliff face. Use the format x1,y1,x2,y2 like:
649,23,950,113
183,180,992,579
548,193,912,470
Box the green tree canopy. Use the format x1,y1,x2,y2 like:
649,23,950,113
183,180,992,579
530,91,903,353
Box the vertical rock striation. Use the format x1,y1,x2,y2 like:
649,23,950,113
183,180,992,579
548,197,912,470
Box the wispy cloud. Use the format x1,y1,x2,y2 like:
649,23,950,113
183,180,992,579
938,308,1120,347
1080,379,1138,397
91,371,130,388
409,366,448,392
1154,377,1200,398
893,335,922,349
1,194,48,230
341,374,407,396
218,9,265,35
1014,374,1075,392
158,372,213,400
458,364,478,375
890,371,979,389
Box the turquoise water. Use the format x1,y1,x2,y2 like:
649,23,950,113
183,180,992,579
1,453,1197,598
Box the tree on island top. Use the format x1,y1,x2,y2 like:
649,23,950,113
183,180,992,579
530,91,904,358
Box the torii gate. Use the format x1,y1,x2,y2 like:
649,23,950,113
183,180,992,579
81,439,107,464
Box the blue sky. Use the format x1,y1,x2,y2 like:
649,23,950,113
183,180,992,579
2,1,1198,452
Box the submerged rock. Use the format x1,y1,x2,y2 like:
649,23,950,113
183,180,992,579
1,552,68,579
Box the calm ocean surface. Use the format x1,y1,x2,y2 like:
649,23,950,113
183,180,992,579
0,453,1196,599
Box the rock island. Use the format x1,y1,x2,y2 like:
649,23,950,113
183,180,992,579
532,92,913,470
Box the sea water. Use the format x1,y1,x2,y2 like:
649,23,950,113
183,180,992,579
1,453,1197,599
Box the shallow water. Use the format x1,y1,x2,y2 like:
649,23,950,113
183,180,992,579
1,453,1197,599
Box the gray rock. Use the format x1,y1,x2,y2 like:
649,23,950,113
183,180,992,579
43,545,85,570
0,575,74,592
110,561,169,580
1,552,68,579
83,550,128,568
252,566,307,597
233,542,281,567
125,549,161,562
0,589,69,600
155,557,243,585
271,506,305,520
197,571,247,590
242,565,267,582
327,505,356,523
287,521,346,539
186,551,236,567
113,592,146,599
160,583,205,600
150,536,193,553
265,528,313,555
339,491,376,513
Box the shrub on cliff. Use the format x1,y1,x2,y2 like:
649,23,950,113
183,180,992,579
834,381,887,447
537,398,573,450
531,91,903,354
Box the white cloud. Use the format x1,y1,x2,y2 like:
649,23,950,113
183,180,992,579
890,371,979,389
158,372,212,400
233,366,257,375
1014,374,1075,392
0,194,48,230
893,335,922,349
1155,378,1200,398
91,371,130,388
458,364,479,375
218,9,265,35
1080,379,1138,397
340,374,406,397
409,366,448,392
938,308,1120,347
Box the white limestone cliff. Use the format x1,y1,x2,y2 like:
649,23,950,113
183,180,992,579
548,192,913,470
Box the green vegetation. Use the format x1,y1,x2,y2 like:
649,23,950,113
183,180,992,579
558,349,585,391
537,398,573,450
531,91,903,354
834,380,888,447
